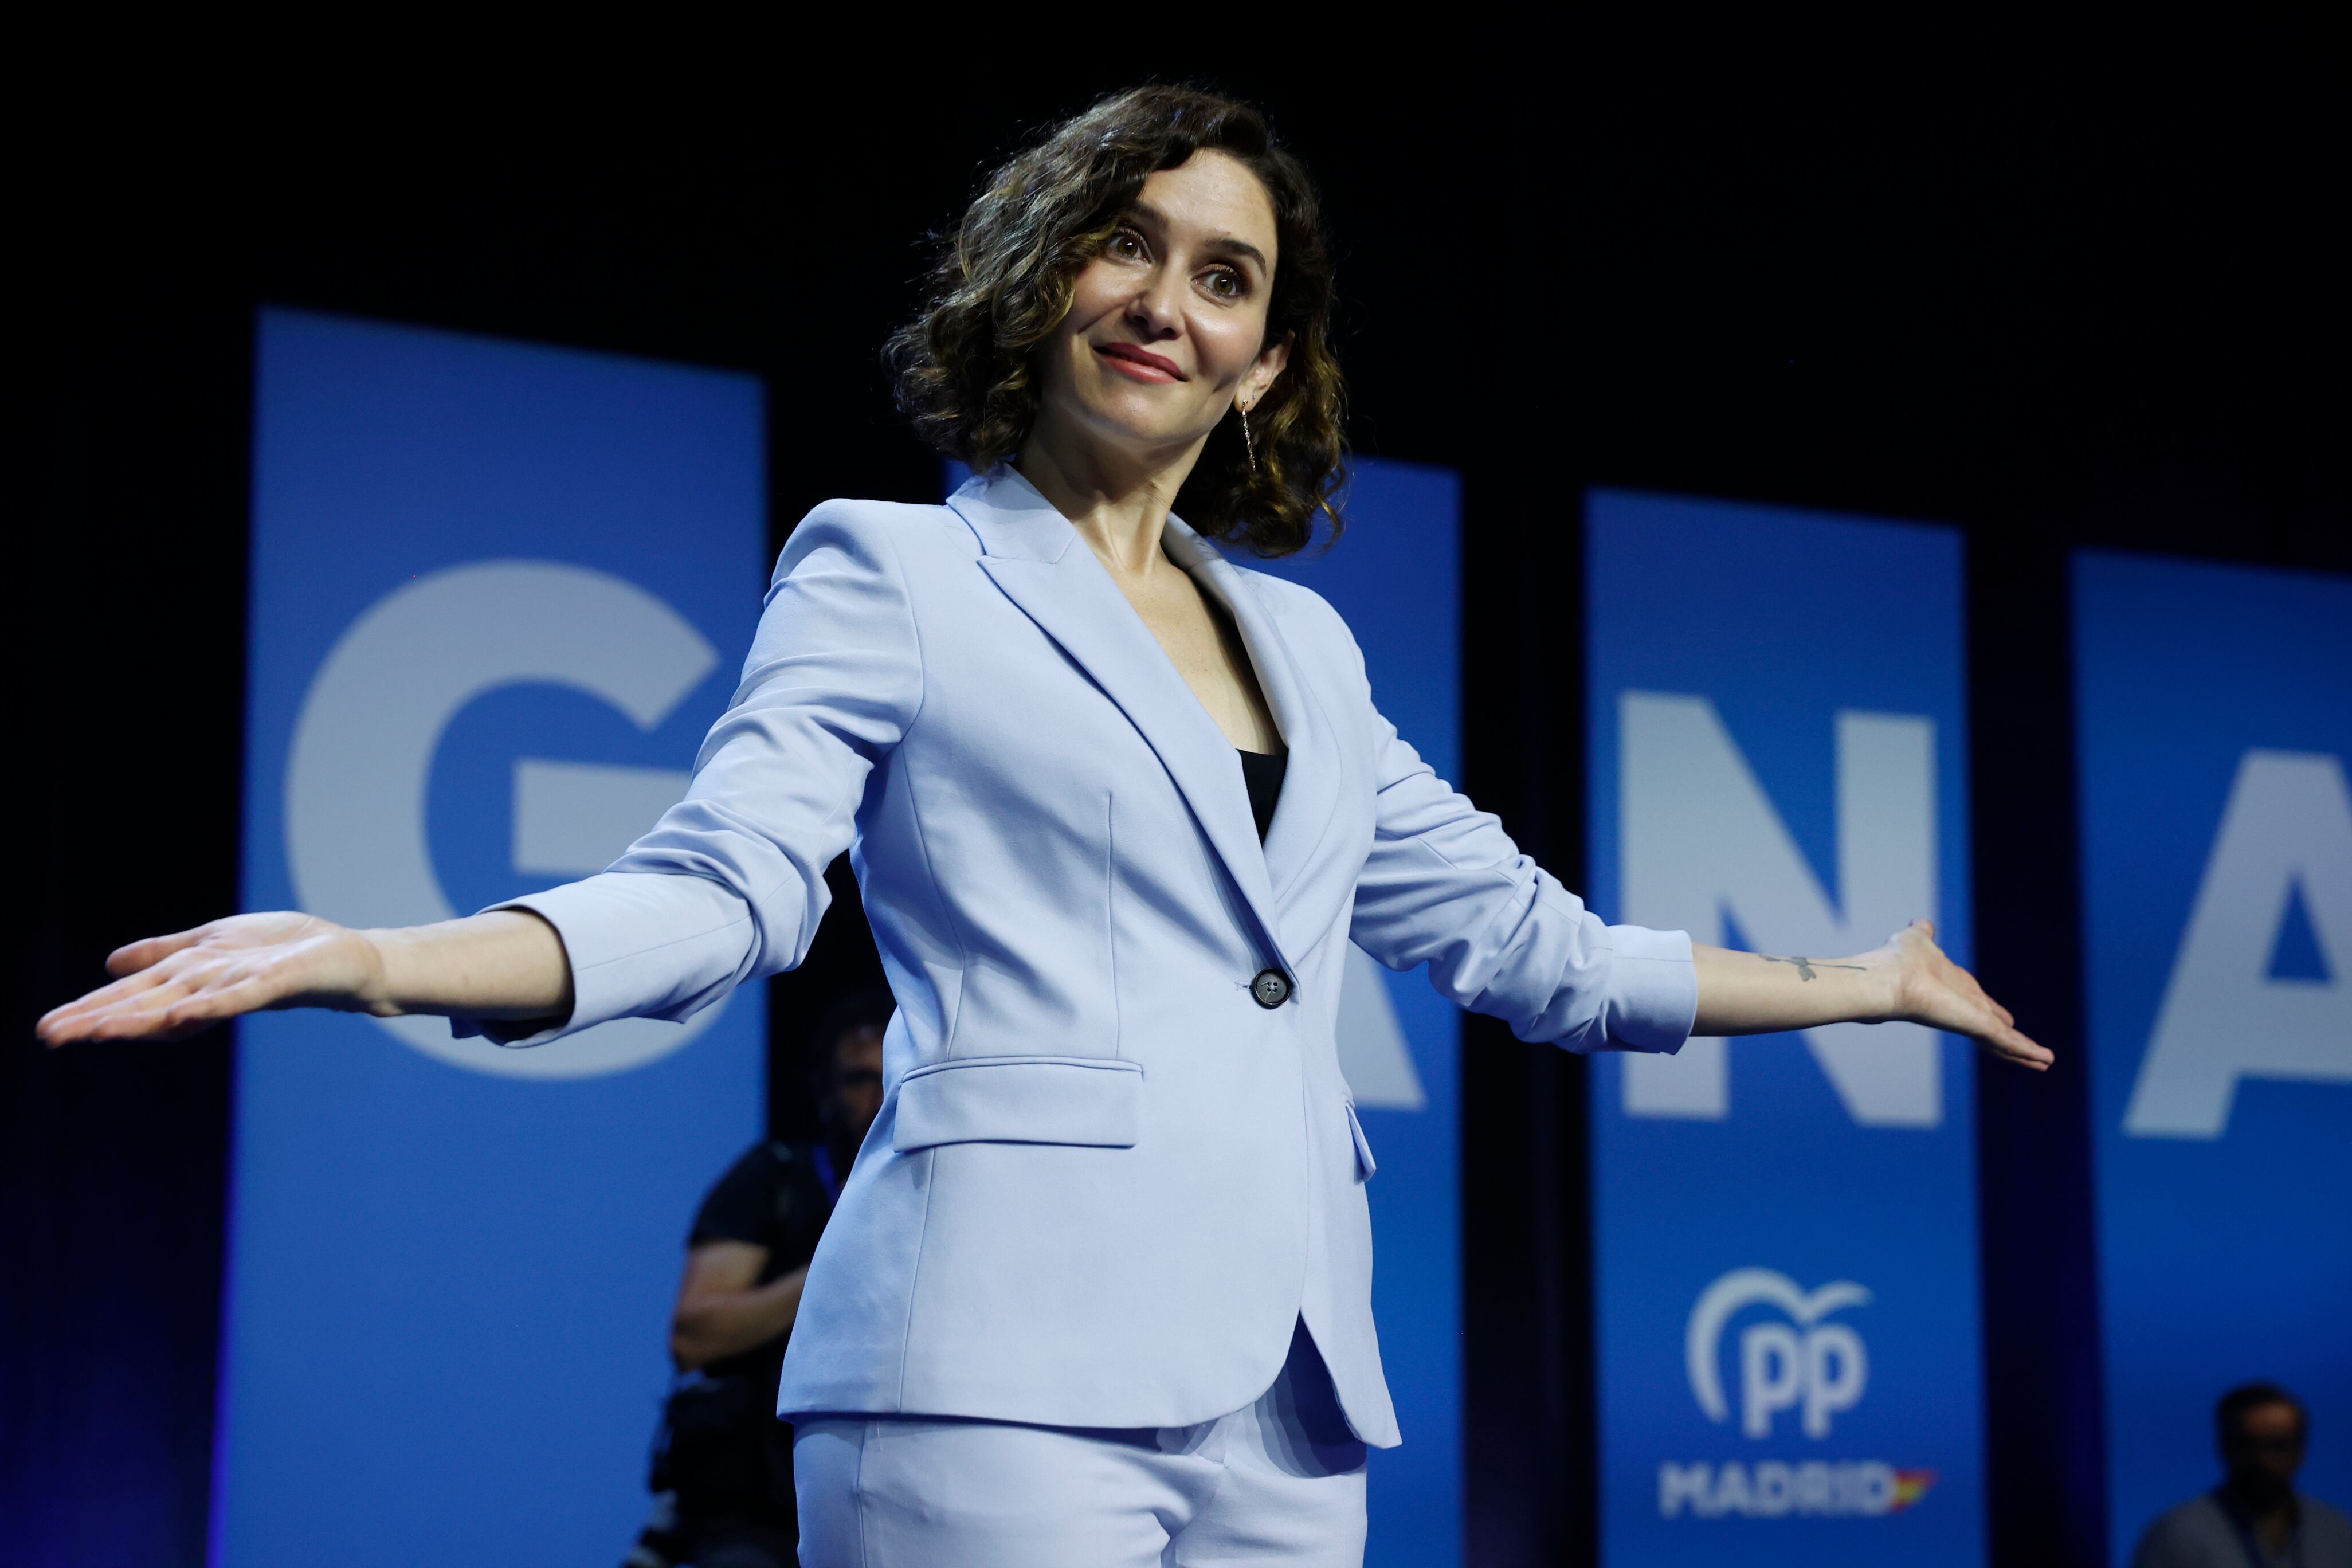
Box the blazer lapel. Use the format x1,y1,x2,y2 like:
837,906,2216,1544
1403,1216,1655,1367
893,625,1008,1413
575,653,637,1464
951,471,1295,975
1163,522,1345,934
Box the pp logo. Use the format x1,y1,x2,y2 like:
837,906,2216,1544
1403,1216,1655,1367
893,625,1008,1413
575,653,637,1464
1687,1267,1870,1440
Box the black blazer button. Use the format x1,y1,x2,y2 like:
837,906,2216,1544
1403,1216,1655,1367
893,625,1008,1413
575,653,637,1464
1251,969,1292,1009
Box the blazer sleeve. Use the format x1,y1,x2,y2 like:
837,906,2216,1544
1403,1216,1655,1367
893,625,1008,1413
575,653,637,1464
458,501,924,1045
1347,708,1698,1056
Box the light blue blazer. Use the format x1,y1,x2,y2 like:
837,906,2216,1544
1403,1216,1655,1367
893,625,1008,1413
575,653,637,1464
492,467,1696,1447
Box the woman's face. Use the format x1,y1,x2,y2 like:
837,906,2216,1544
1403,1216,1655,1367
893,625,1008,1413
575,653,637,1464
1034,149,1291,467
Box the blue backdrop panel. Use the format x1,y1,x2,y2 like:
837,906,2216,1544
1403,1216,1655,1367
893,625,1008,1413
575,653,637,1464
221,310,767,1567
1257,458,1463,1568
1586,490,1982,1566
2075,552,2352,1563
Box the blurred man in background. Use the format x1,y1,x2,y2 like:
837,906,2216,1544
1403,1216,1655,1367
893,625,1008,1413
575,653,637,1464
624,991,892,1568
2134,1382,2352,1567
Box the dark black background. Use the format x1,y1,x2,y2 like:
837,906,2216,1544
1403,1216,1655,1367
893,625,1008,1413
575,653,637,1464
6,25,2345,1566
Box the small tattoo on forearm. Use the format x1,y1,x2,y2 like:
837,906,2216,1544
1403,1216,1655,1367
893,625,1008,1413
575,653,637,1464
1759,954,1865,982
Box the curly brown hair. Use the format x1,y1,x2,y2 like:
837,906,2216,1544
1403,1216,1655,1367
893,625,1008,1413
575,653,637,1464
885,85,1346,558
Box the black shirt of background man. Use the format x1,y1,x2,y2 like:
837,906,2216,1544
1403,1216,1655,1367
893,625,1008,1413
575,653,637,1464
688,1140,838,1380
653,1140,840,1540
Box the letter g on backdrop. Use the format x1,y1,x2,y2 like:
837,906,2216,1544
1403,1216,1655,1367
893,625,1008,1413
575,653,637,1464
218,309,768,1568
286,559,722,1078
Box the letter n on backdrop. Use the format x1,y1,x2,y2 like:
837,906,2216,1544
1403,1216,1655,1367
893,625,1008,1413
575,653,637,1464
1585,491,1984,1568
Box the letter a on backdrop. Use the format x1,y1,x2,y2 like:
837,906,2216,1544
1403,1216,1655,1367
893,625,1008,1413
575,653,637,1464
218,311,767,1567
2075,551,2351,1566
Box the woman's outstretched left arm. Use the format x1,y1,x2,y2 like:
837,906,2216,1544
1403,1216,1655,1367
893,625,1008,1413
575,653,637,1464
1345,668,2047,1071
1694,919,2050,1069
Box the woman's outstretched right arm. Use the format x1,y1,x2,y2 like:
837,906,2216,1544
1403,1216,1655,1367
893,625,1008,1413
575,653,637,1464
40,501,924,1052
36,910,573,1046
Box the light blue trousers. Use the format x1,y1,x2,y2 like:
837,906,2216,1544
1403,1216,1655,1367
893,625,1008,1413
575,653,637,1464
792,1321,1370,1567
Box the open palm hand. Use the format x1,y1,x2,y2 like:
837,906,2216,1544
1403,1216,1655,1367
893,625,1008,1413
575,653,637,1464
1883,920,2052,1071
36,912,387,1046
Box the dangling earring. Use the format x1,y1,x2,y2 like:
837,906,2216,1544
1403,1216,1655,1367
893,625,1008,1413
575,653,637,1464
1238,399,1259,475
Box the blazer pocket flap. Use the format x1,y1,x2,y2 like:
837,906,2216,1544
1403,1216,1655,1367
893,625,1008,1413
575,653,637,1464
893,1057,1144,1153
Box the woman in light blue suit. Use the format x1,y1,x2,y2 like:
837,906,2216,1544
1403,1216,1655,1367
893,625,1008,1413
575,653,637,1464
42,87,2049,1566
